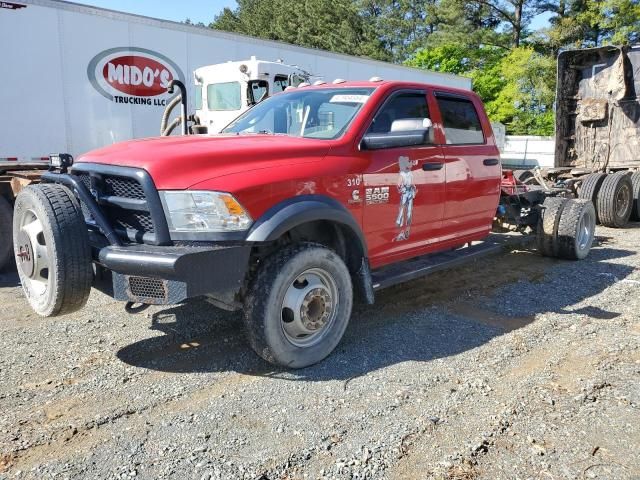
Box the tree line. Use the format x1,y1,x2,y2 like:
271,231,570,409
206,0,640,135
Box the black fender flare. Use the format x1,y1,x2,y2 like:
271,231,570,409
245,195,374,304
245,195,367,249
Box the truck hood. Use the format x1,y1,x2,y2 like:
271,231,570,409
75,134,332,190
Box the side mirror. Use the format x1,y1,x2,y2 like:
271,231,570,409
361,129,429,150
361,118,432,150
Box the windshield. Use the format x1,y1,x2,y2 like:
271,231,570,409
207,82,241,111
222,87,375,139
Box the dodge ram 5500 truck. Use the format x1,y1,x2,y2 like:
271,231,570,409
12,80,596,367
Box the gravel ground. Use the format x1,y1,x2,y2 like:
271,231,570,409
0,224,639,480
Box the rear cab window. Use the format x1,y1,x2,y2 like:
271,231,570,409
435,95,485,145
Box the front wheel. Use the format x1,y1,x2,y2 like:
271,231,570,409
13,184,93,316
243,243,353,368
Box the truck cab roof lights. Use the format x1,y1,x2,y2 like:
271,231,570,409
298,82,310,88
284,86,296,91
312,80,326,86
333,78,346,84
369,76,383,82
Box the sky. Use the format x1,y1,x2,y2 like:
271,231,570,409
78,0,237,25
78,0,552,32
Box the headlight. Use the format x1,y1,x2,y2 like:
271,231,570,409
160,191,252,232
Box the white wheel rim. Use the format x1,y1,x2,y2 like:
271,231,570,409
577,208,595,251
16,209,50,296
280,268,339,348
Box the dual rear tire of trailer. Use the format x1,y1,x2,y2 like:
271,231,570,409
579,171,639,227
537,197,596,260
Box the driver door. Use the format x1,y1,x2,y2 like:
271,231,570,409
361,90,446,267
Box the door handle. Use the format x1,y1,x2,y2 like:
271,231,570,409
483,158,500,166
422,162,443,171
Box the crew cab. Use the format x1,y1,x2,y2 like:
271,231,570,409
12,80,596,367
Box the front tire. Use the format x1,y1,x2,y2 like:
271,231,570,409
243,243,353,368
13,184,93,317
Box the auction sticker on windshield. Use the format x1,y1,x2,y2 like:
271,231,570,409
330,94,370,103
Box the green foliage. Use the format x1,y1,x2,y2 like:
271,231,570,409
210,0,389,60
485,47,556,135
208,0,640,135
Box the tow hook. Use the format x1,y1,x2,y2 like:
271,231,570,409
124,302,151,314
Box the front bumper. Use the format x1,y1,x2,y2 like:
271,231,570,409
93,243,251,305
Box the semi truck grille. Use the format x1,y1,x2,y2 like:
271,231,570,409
71,165,171,246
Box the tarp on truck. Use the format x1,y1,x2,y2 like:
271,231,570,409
555,45,640,170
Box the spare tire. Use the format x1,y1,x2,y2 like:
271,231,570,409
596,172,633,228
578,173,606,221
631,171,640,221
536,197,568,258
13,184,92,316
0,196,13,272
555,199,596,260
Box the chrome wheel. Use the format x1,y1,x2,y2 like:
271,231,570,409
615,184,631,218
281,268,339,348
16,209,50,296
577,206,596,251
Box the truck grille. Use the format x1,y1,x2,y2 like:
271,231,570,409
103,176,146,199
106,209,155,234
71,165,170,245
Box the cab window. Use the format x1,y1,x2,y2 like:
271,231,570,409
273,75,289,93
207,82,241,111
367,92,432,143
436,96,484,145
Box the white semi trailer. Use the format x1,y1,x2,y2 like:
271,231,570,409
0,0,470,162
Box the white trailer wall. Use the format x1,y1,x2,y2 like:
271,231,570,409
0,0,471,163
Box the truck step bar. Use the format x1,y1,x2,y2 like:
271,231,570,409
371,234,532,291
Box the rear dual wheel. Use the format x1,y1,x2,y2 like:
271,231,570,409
537,197,596,260
13,184,92,316
596,172,633,228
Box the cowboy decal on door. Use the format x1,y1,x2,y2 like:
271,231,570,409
395,155,417,241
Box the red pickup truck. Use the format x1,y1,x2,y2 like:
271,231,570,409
12,80,596,367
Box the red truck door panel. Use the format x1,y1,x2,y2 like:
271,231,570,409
434,93,501,240
361,91,446,266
